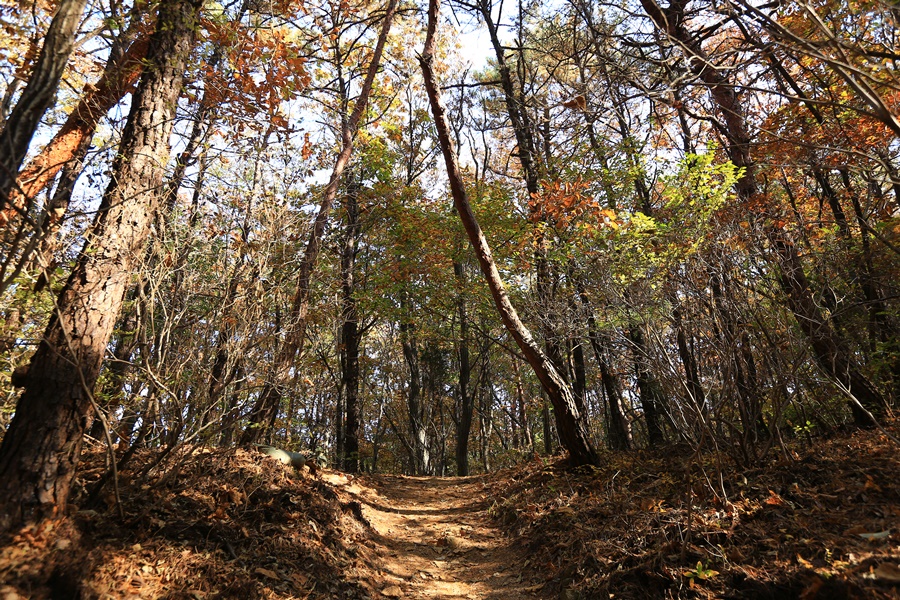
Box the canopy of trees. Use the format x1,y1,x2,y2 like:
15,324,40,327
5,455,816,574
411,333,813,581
0,0,898,531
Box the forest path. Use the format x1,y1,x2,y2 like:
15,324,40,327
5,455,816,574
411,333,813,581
324,472,546,600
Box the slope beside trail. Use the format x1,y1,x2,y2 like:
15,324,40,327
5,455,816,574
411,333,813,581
324,472,547,600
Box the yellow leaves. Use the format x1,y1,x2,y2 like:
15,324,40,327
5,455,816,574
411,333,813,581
600,208,619,230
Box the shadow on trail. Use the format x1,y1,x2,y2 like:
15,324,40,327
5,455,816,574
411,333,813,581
330,473,547,600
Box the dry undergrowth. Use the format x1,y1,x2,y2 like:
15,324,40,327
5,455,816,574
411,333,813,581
483,423,900,599
0,447,376,599
0,424,897,599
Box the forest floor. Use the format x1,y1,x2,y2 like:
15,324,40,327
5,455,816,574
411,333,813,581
0,422,898,599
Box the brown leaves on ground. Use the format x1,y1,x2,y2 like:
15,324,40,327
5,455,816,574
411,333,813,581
0,447,375,599
483,422,900,599
0,424,897,599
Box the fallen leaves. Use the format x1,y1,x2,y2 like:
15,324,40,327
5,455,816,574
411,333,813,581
872,562,900,583
0,447,374,599
485,423,899,599
254,567,279,579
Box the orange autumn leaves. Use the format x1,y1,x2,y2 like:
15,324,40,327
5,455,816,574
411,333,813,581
203,17,312,134
527,179,619,234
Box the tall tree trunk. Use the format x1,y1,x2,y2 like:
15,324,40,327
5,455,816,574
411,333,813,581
400,291,429,475
454,260,474,476
241,0,398,443
0,0,88,214
0,0,201,533
339,183,362,472
419,0,599,467
479,351,491,472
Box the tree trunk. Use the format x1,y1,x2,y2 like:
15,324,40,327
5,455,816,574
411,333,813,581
419,0,599,467
400,291,429,475
2,28,149,226
0,0,88,215
0,0,201,533
339,183,362,472
513,361,534,450
629,326,666,446
673,304,708,422
454,261,474,476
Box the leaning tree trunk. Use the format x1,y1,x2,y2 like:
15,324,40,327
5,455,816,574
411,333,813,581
2,27,150,227
419,0,598,467
241,0,398,443
0,0,201,533
0,0,88,215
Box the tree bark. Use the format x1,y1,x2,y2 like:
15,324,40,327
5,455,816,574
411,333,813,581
0,0,201,533
0,0,88,215
419,0,598,467
454,260,473,475
339,183,362,472
400,291,429,475
2,28,150,226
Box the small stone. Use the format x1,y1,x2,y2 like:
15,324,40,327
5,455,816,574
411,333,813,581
382,585,403,597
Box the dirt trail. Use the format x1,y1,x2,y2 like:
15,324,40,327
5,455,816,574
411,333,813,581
325,473,546,600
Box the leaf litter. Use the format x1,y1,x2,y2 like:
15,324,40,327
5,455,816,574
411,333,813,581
482,421,900,599
0,422,897,599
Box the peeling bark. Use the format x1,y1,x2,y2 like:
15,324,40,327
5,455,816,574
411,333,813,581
0,0,88,215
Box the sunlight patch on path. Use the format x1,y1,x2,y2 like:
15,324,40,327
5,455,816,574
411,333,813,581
324,473,545,600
